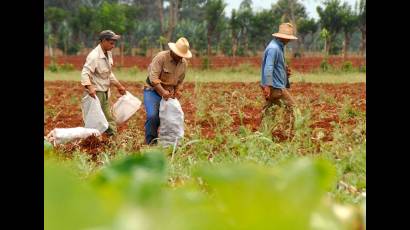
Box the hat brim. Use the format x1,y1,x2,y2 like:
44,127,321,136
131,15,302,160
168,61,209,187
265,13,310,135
168,42,192,59
272,33,298,40
111,34,121,40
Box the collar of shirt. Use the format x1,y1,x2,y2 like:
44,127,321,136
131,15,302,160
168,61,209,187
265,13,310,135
272,38,284,50
97,44,111,59
97,44,114,67
166,50,183,65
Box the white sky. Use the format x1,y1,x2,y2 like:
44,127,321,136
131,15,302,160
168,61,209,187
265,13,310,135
224,0,359,19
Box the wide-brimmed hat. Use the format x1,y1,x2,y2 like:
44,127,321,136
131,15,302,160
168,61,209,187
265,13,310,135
272,23,298,40
168,37,192,59
99,30,121,41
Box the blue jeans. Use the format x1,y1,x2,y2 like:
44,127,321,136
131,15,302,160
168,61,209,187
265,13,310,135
144,89,162,144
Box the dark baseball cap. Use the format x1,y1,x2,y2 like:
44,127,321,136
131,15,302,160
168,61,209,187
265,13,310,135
99,30,121,41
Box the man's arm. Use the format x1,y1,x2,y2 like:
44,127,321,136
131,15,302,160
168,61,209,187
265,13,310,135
261,48,276,99
174,73,185,99
81,57,97,98
149,55,171,100
261,48,276,86
110,72,126,95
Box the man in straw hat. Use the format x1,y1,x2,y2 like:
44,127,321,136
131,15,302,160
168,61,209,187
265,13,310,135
81,30,127,136
143,37,192,145
261,23,297,111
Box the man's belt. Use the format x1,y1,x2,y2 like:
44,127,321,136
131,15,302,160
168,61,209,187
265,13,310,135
146,76,154,87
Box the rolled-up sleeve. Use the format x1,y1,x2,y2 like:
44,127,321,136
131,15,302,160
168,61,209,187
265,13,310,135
261,48,276,86
148,55,164,86
81,56,95,86
109,72,119,84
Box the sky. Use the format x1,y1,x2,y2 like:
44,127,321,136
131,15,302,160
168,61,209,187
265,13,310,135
224,0,359,19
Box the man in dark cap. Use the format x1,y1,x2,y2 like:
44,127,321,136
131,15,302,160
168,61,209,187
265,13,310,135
81,30,126,136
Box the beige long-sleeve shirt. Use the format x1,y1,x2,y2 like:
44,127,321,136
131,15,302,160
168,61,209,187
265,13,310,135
145,50,187,94
81,44,119,92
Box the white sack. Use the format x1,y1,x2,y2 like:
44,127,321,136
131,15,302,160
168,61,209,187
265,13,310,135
81,94,109,133
45,127,101,145
158,98,184,147
112,91,142,124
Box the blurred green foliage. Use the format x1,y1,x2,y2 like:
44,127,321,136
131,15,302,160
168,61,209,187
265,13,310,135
45,150,364,230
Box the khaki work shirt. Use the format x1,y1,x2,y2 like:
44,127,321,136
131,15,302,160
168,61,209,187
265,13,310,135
145,50,187,94
81,44,119,92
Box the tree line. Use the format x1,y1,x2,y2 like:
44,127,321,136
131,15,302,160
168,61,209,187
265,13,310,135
44,0,366,57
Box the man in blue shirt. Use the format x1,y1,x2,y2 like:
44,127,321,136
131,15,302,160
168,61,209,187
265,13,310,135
261,23,297,112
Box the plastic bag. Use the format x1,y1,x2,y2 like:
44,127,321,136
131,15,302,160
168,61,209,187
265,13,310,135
81,95,109,133
45,127,101,146
112,91,142,124
158,98,184,147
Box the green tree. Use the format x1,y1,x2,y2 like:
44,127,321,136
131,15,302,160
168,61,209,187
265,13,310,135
236,0,253,56
297,18,317,55
94,2,126,34
166,0,182,42
340,3,358,59
250,9,279,52
44,7,69,34
135,20,162,54
230,9,241,58
214,17,229,55
132,0,160,22
272,0,307,54
356,0,366,56
69,6,97,48
204,0,227,56
179,0,207,21
272,0,306,29
123,4,142,55
44,21,51,47
317,0,345,55
219,29,233,56
155,0,183,45
57,20,71,55
44,7,69,56
174,19,207,55
44,0,82,11
44,22,55,57
82,0,106,8
320,28,330,55
94,2,127,64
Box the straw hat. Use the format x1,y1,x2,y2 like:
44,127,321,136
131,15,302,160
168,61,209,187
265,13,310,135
168,37,192,59
272,23,298,40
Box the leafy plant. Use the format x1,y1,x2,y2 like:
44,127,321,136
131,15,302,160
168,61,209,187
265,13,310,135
320,58,332,72
341,61,354,72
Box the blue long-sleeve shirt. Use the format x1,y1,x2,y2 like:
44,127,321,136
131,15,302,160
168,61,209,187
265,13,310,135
260,38,288,89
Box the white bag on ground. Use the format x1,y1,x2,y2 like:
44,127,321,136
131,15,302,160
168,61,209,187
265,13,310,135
45,127,101,145
158,98,184,147
112,91,142,124
81,94,109,133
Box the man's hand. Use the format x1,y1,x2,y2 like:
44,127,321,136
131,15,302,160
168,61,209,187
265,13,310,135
162,90,171,100
153,83,172,100
86,85,96,98
117,85,126,95
286,65,292,77
261,85,271,100
174,90,182,99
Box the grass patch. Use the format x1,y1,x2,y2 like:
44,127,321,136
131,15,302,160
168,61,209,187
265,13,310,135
44,68,366,83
